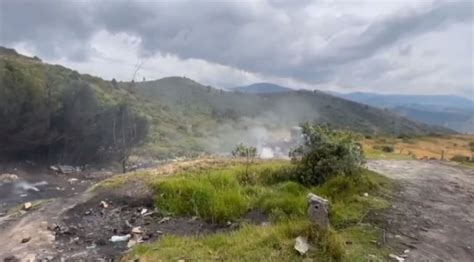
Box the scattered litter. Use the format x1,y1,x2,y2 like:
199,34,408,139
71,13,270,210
158,217,171,224
23,202,32,210
100,201,109,208
15,182,39,192
21,237,31,243
109,234,131,243
140,208,148,215
404,249,410,254
68,178,79,184
156,230,163,234
142,211,155,217
86,244,97,250
127,239,138,248
50,165,81,174
363,192,369,197
389,253,405,262
84,210,92,215
131,227,143,234
294,236,309,255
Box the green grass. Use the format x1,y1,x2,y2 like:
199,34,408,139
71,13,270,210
130,219,345,262
122,160,394,261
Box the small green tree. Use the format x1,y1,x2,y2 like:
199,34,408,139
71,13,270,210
290,123,365,186
232,143,257,159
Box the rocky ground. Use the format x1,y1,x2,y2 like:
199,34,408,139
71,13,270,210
368,160,474,262
1,160,473,261
0,161,266,261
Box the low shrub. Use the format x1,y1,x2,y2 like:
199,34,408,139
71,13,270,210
450,154,471,163
290,124,365,186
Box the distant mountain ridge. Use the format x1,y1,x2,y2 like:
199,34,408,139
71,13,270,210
337,92,473,110
229,83,294,94
335,92,473,133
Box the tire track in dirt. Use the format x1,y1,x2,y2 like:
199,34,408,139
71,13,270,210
368,160,474,262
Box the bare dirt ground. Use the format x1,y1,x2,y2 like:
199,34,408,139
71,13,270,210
367,160,474,262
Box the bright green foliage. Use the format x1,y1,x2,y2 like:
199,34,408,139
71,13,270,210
291,124,365,185
154,172,247,223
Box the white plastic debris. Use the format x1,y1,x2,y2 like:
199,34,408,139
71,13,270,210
158,217,171,224
100,201,109,208
363,192,369,197
140,208,148,215
389,253,405,262
109,234,131,243
294,236,309,255
131,227,143,234
23,202,32,210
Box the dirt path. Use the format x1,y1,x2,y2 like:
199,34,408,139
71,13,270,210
367,160,474,262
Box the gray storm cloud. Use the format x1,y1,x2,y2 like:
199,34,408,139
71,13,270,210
0,0,472,94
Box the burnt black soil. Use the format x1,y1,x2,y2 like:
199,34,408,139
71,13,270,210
53,190,267,260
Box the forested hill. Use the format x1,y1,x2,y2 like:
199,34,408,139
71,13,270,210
0,47,453,161
135,77,452,135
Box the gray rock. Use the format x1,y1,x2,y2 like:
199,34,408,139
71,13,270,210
307,193,330,229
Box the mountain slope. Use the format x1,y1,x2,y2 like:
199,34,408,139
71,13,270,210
230,83,293,94
0,47,455,161
336,92,473,133
136,79,452,137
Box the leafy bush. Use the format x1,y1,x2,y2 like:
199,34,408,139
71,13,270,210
290,124,365,186
231,143,257,158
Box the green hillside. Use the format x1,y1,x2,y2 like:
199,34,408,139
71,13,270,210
0,47,453,162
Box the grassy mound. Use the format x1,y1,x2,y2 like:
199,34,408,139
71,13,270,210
119,160,393,261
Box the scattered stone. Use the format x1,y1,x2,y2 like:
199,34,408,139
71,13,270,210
0,173,18,183
158,216,171,224
363,192,369,197
156,230,163,234
100,201,109,209
140,208,148,215
404,249,410,254
84,210,92,215
23,202,32,210
294,236,310,255
21,236,32,243
389,253,405,262
307,193,330,229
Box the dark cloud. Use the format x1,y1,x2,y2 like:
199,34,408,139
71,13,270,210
0,0,472,86
0,0,95,61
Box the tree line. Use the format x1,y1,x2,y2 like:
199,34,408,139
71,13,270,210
0,61,148,169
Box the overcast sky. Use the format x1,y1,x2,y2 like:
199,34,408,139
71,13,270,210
1,0,473,97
